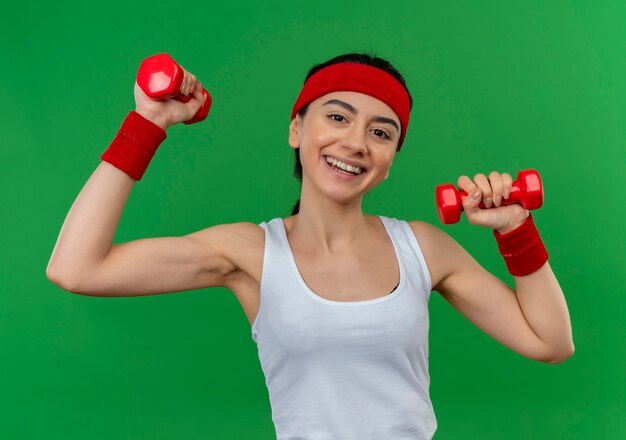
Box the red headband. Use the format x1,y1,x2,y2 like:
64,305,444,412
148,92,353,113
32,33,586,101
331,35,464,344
291,62,411,147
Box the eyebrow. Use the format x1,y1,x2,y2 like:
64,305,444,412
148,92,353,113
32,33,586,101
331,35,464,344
322,99,400,133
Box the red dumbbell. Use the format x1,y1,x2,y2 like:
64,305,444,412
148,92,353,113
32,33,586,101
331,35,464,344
435,169,544,224
136,53,212,125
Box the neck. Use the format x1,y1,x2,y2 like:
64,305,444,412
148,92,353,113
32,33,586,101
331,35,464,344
288,179,371,253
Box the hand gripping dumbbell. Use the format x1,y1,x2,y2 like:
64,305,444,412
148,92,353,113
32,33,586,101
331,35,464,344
435,169,544,224
136,53,212,125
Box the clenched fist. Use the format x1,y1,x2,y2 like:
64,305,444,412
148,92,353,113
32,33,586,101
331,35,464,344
457,171,530,233
134,69,207,131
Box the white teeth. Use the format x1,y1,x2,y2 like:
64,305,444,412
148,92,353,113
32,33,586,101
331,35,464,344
324,156,362,175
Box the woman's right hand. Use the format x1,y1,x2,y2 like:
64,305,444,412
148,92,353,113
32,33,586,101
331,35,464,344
133,68,207,131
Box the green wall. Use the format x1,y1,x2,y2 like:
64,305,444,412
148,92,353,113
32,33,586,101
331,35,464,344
1,0,623,438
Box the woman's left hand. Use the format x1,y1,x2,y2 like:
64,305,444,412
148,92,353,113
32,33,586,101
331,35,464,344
458,171,530,234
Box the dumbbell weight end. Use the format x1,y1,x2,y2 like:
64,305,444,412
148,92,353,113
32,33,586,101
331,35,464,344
435,169,543,224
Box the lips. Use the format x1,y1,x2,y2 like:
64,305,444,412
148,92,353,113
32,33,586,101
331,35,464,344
322,156,366,179
323,155,367,172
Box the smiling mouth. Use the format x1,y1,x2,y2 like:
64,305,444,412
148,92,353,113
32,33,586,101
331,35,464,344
322,155,366,176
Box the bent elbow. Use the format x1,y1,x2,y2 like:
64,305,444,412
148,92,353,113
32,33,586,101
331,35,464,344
545,344,575,364
47,268,72,292
47,270,90,295
47,273,79,294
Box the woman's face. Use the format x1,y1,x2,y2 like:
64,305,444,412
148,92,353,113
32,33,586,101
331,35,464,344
288,91,401,203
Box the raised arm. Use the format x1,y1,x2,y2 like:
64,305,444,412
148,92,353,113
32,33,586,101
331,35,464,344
46,156,257,297
46,57,232,295
415,171,574,364
413,220,574,364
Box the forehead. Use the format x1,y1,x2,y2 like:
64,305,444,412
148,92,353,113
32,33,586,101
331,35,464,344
310,91,400,123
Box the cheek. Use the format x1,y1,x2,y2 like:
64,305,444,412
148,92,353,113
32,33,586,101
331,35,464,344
381,151,396,165
315,132,338,146
306,118,338,144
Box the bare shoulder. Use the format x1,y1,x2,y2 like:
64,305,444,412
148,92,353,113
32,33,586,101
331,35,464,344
218,221,265,243
186,221,264,249
185,221,265,287
406,220,465,293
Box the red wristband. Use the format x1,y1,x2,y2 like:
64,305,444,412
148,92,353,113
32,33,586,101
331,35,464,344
493,212,549,276
100,111,167,181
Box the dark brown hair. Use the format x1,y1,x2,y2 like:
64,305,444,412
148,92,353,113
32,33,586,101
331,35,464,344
289,53,413,216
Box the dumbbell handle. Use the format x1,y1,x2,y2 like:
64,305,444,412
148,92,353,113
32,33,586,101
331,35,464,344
457,185,524,209
435,169,544,224
136,53,212,125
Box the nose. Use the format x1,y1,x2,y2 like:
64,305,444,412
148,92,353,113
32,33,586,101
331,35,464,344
342,125,367,154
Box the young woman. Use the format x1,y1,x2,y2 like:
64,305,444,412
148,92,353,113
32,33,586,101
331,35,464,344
47,53,574,439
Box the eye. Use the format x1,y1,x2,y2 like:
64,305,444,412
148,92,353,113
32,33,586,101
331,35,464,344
372,128,391,140
328,113,346,123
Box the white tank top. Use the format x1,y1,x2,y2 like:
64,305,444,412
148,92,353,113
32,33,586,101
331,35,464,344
252,215,437,439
